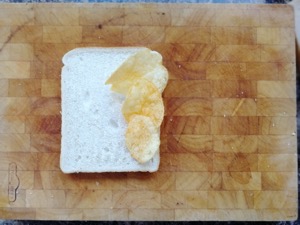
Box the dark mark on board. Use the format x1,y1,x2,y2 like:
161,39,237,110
8,162,20,203
0,18,34,53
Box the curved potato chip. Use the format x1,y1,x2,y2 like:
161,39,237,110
122,78,164,127
105,48,163,95
144,64,168,93
125,115,160,163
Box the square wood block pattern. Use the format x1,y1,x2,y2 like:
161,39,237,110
0,3,297,221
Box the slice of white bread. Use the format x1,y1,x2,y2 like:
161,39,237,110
60,47,160,173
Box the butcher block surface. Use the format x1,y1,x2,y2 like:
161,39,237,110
0,3,297,221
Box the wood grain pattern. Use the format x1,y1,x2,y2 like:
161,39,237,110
165,98,212,116
0,62,31,79
165,61,206,80
0,3,297,221
213,135,257,153
8,79,41,97
10,26,42,43
0,80,8,96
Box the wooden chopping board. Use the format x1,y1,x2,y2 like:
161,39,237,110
0,3,297,221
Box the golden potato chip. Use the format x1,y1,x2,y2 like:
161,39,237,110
105,48,163,95
144,64,168,93
125,115,160,163
122,78,164,127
